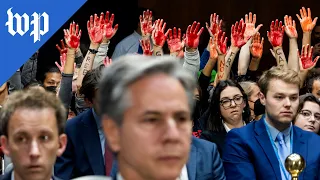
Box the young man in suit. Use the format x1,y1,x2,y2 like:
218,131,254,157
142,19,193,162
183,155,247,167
0,88,67,180
99,55,225,180
54,65,114,179
223,66,320,179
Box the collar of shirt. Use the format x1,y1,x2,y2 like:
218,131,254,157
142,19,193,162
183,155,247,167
222,120,246,132
92,108,102,130
264,117,292,142
11,171,53,180
132,30,142,40
117,165,189,180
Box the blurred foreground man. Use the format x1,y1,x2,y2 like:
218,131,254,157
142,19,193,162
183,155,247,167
94,55,225,180
0,88,67,180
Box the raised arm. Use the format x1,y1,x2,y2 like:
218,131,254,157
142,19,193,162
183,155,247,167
296,7,318,46
284,15,299,72
298,45,320,87
151,19,167,56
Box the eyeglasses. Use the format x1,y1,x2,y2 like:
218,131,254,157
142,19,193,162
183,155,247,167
220,96,244,109
299,110,320,123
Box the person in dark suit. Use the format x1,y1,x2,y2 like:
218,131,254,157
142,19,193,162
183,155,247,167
99,55,226,180
55,65,114,179
200,80,251,155
0,88,67,180
223,67,320,179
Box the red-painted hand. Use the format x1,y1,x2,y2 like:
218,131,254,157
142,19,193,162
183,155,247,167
231,20,249,48
140,39,153,56
151,19,167,47
267,19,284,47
216,30,228,55
87,13,104,44
102,11,119,40
244,12,263,40
206,13,222,37
140,10,154,37
55,53,67,72
298,44,319,70
64,22,81,49
284,15,298,38
296,7,318,32
103,56,113,67
209,37,218,60
250,32,264,58
166,27,184,53
56,39,68,54
186,21,204,49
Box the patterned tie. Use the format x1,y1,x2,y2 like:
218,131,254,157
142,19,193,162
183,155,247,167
105,141,113,176
276,132,290,180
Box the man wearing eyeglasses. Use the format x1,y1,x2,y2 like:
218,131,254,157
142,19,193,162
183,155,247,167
223,67,320,180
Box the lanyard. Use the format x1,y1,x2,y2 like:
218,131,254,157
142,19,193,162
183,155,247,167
263,118,293,180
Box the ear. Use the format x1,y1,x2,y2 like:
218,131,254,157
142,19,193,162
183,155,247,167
102,115,121,153
56,134,67,157
1,135,10,157
259,92,266,106
84,98,93,107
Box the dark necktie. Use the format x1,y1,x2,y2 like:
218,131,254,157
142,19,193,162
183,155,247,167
105,141,113,176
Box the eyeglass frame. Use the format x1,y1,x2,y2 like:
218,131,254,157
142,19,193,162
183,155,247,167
299,109,320,123
220,95,244,109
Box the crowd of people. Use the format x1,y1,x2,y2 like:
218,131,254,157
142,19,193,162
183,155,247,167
0,5,320,180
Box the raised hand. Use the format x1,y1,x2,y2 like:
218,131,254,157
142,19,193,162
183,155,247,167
298,44,319,70
140,10,154,37
140,39,153,56
55,53,66,72
103,56,113,67
87,13,104,44
216,30,228,55
64,22,81,49
102,11,119,41
166,27,184,53
296,7,318,32
185,21,204,49
206,13,222,37
284,15,298,38
244,12,263,40
209,37,218,60
152,19,167,47
267,19,284,47
231,20,249,48
56,39,68,54
250,32,264,59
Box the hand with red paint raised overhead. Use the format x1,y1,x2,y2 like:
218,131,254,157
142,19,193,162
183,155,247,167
209,37,218,60
140,9,154,38
206,13,222,37
151,19,167,47
267,19,284,47
56,39,68,54
185,21,204,49
166,27,184,53
87,13,104,44
101,11,118,42
103,56,113,67
284,15,298,39
231,19,249,48
64,22,82,49
296,7,318,32
244,12,263,40
250,32,264,59
140,39,153,56
55,53,66,72
298,44,319,70
216,30,228,55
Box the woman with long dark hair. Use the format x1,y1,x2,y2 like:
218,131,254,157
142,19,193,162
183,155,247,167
200,80,251,155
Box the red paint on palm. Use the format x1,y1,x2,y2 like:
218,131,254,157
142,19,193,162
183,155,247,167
140,10,153,36
217,31,227,54
268,20,284,47
69,35,80,49
140,39,153,56
153,29,166,47
166,28,183,52
56,39,68,54
299,45,316,69
231,20,247,48
301,56,314,69
87,14,104,44
186,22,204,49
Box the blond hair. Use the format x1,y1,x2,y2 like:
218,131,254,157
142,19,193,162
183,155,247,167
258,66,300,95
239,81,258,99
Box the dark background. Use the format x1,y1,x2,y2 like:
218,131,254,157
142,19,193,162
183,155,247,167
36,0,320,80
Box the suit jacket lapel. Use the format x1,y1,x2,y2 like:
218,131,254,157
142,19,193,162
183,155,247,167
81,109,105,175
186,139,197,180
254,119,282,180
292,126,307,180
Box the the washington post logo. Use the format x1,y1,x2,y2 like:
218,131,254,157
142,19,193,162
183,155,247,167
5,8,49,43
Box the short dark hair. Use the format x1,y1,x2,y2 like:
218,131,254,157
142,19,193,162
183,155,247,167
40,66,61,83
79,65,104,102
306,69,320,93
294,93,320,123
0,88,66,137
206,80,251,132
